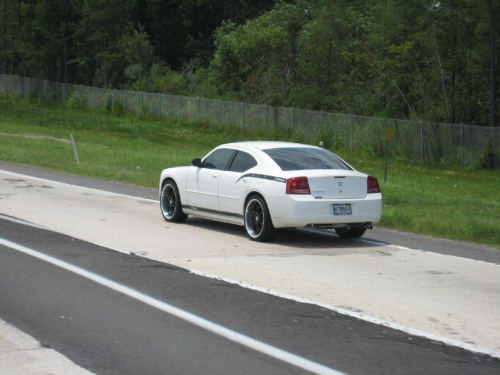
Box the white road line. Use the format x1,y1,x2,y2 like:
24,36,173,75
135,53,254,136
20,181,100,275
0,214,46,230
187,269,500,359
0,169,156,203
0,237,347,375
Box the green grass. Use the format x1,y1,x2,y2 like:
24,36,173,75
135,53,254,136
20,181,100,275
1,96,499,249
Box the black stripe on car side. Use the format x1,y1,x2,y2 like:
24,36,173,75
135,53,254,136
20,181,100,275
183,206,243,219
236,173,286,184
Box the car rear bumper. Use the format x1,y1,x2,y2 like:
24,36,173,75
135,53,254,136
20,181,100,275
267,193,382,229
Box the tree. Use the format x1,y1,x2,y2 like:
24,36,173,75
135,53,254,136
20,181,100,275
208,2,306,104
73,0,138,86
0,0,23,75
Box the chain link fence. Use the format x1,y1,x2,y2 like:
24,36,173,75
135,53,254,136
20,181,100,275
1,74,498,168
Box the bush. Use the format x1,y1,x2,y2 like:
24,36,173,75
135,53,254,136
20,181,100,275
67,91,87,110
478,140,499,170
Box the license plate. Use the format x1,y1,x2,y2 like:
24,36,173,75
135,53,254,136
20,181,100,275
333,204,352,215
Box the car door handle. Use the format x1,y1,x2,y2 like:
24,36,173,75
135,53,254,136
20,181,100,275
212,175,218,179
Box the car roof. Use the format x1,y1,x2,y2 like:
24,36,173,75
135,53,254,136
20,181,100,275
221,141,318,151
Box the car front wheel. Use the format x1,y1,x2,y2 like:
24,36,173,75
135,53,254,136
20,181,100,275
335,226,366,239
160,180,188,222
244,195,275,242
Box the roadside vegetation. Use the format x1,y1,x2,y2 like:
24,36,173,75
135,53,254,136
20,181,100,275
0,96,498,249
2,0,498,127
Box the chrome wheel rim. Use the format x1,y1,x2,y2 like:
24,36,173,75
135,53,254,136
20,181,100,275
161,184,176,219
245,199,264,238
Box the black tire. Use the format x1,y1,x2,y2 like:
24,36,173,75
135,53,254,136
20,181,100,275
244,195,275,242
335,226,366,239
160,180,188,222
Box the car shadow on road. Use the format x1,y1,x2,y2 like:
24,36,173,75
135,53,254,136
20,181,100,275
185,217,389,251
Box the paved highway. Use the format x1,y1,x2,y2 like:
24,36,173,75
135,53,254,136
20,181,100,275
1,162,499,374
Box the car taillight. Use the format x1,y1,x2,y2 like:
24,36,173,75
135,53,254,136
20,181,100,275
286,177,311,194
367,176,381,193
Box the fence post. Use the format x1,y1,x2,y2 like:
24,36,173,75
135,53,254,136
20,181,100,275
242,101,245,130
177,95,181,123
265,104,268,128
292,107,295,133
384,117,392,183
218,98,221,124
124,90,127,111
493,126,496,154
198,97,201,126
420,121,424,162
350,113,353,151
460,122,464,167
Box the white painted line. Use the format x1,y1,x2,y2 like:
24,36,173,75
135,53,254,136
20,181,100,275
187,268,500,359
0,237,347,375
0,214,46,230
0,169,157,203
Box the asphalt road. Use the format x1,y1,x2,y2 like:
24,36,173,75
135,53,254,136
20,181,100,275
1,216,499,375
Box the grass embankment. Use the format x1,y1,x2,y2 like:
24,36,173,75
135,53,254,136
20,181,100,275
0,97,498,249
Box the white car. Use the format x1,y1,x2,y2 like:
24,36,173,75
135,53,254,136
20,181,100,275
159,141,382,241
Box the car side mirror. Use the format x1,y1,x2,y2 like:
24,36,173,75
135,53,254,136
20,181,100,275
192,158,202,167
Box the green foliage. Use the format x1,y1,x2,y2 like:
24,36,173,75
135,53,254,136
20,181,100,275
478,140,499,170
0,0,498,128
67,91,87,110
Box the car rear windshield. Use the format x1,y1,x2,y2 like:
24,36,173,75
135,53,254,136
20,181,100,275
264,147,352,171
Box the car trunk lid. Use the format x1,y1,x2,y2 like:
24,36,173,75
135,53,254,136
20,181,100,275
306,171,367,199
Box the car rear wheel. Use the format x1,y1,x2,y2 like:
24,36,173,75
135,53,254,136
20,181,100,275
244,195,275,242
335,226,366,239
160,180,188,222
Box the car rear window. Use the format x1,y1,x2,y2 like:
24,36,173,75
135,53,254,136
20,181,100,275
264,147,352,171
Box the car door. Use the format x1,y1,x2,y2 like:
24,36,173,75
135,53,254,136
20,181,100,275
218,150,259,217
186,148,236,212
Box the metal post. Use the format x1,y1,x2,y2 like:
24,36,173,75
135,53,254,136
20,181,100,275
177,95,181,123
218,99,221,124
460,123,464,167
265,104,268,128
384,118,392,183
70,134,80,165
350,113,354,151
420,121,424,162
198,97,201,126
159,94,162,118
242,101,245,130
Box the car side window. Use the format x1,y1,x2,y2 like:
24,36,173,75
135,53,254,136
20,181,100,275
202,148,235,170
229,151,258,173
